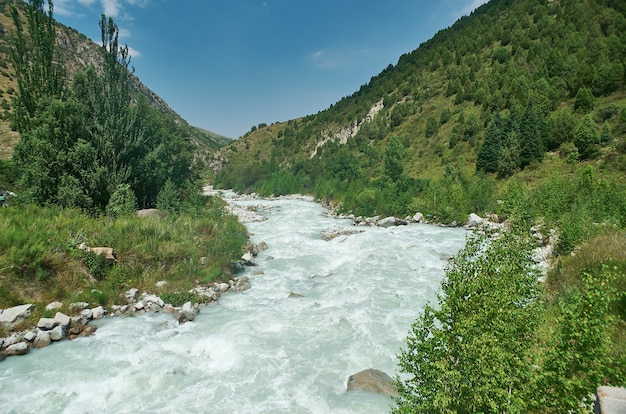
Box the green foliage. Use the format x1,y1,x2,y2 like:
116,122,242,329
159,292,198,307
424,115,438,138
395,232,543,413
106,183,137,218
541,266,623,411
574,87,595,113
82,250,114,281
10,1,195,212
0,201,247,311
384,136,405,182
547,108,578,151
156,179,180,213
574,115,600,160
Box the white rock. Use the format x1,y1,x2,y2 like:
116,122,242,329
50,325,66,341
91,306,105,320
81,308,93,320
218,283,229,293
467,213,484,228
37,317,59,331
144,295,165,308
45,301,63,311
23,331,37,343
134,301,145,311
377,217,397,228
4,342,28,356
54,312,71,328
241,252,256,266
33,331,51,349
0,304,34,329
125,288,139,303
156,280,168,288
412,212,424,223
69,302,90,312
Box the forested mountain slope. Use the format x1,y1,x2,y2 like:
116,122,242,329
215,0,626,220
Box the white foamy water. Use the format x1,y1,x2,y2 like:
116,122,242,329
0,195,466,413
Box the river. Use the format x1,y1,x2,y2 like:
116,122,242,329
0,194,467,413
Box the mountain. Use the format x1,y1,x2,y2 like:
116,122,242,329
0,0,230,160
214,0,626,220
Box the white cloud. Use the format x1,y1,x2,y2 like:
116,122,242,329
457,0,489,18
126,46,141,58
102,0,121,17
118,27,131,38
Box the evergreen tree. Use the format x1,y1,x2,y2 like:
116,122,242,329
384,136,405,182
574,114,600,160
519,102,545,168
476,113,504,173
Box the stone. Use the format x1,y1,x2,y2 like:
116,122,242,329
0,304,35,330
81,308,93,320
91,306,105,319
377,217,398,228
257,241,269,251
218,283,229,293
134,301,145,311
136,208,163,218
241,252,256,266
144,295,165,308
4,342,28,356
288,292,304,298
595,386,626,414
54,312,72,328
33,331,51,348
156,280,168,288
346,369,398,397
68,302,90,313
45,301,63,311
77,325,97,338
125,288,139,303
37,317,59,331
467,213,484,228
50,325,67,341
176,301,198,324
23,330,37,342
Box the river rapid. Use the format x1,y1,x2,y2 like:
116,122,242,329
0,194,466,413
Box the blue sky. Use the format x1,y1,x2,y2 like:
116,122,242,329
53,0,489,138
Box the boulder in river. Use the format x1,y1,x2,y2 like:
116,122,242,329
346,368,398,397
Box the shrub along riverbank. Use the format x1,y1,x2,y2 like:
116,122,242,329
0,195,248,334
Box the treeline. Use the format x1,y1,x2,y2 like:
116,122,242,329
9,0,197,212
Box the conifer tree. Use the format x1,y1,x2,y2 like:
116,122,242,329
476,113,504,173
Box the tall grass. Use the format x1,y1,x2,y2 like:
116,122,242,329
0,198,247,317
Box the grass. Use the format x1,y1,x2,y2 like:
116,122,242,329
0,198,248,322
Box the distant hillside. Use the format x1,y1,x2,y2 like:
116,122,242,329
215,0,626,218
0,0,229,159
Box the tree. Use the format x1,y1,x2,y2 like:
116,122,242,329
476,113,504,173
498,130,521,177
10,0,65,132
519,102,545,168
425,115,438,138
574,115,599,160
574,87,594,113
384,136,405,182
547,108,577,151
395,232,543,413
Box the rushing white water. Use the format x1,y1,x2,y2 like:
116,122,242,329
0,196,466,414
